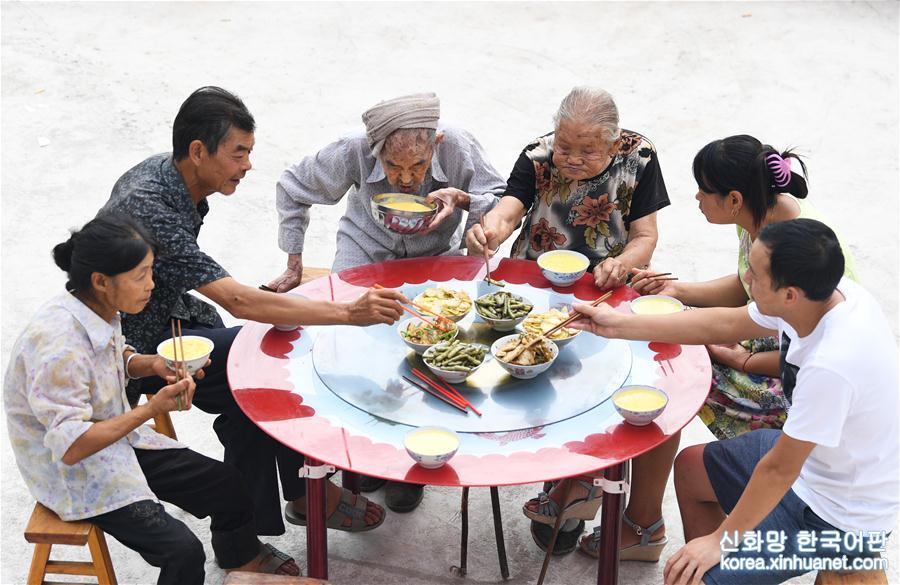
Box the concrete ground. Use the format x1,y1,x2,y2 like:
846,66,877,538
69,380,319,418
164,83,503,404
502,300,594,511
2,2,898,584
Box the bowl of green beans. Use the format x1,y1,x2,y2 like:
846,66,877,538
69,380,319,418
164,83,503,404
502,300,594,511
422,340,490,383
474,291,534,332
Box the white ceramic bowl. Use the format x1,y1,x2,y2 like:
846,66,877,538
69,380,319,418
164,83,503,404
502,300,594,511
404,426,460,469
537,250,590,287
612,385,669,426
422,342,489,383
521,310,582,349
272,324,300,332
474,292,533,332
398,317,459,355
157,335,214,375
490,334,559,380
629,295,685,315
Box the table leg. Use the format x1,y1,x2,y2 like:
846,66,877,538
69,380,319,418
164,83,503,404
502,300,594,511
459,487,469,576
597,462,626,585
342,470,360,495
490,487,510,579
305,457,329,580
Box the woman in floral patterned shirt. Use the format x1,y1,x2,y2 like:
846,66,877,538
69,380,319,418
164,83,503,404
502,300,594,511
4,214,299,583
466,86,670,289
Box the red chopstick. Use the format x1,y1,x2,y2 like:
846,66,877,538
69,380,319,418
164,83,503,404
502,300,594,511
412,368,483,417
402,375,468,413
411,369,468,409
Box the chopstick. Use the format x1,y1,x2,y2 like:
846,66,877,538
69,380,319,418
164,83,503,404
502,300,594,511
410,369,468,409
479,217,505,287
168,320,184,411
412,368,483,417
373,283,451,332
629,272,678,286
373,284,452,327
402,375,468,413
512,290,615,357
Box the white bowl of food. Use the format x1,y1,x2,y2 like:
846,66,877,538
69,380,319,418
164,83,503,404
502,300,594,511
157,335,214,375
629,295,685,315
398,317,459,355
413,287,472,322
537,250,590,287
612,385,668,426
422,340,489,383
474,291,533,332
404,426,460,469
521,307,582,349
491,333,559,379
370,193,438,235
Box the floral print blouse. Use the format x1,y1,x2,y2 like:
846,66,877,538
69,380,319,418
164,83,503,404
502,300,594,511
4,292,183,521
505,130,670,267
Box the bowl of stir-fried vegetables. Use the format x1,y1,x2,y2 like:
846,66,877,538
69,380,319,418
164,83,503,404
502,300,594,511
491,333,559,379
398,317,459,355
413,287,472,322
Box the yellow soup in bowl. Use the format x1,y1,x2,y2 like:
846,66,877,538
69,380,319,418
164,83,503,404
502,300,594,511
405,428,460,456
614,388,667,412
382,201,433,213
159,338,212,361
630,295,684,315
538,254,589,273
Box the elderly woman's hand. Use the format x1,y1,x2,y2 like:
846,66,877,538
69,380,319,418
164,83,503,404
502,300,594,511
593,257,629,290
465,223,499,258
420,188,470,235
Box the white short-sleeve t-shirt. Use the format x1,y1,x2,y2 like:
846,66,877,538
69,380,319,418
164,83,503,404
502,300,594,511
748,278,899,533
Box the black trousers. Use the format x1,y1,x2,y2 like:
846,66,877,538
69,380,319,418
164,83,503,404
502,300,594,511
88,448,259,585
143,321,306,535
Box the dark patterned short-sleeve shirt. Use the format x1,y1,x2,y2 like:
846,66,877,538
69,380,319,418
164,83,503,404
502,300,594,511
506,130,669,267
101,153,229,355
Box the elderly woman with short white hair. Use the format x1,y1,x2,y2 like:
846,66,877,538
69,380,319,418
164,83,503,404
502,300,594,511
466,87,670,289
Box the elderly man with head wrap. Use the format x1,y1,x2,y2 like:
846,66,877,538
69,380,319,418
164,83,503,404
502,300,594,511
268,93,505,513
268,92,506,291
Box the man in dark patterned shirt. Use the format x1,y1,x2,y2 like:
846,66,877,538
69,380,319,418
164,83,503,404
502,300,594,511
101,87,402,541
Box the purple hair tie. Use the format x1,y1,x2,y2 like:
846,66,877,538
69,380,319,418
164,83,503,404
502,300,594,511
766,153,792,188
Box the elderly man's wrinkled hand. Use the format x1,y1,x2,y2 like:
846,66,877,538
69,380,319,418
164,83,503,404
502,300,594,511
267,266,303,293
420,188,469,235
153,376,196,414
465,223,498,258
347,287,409,326
593,257,629,290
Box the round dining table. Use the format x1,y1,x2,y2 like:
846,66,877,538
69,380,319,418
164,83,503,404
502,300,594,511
227,256,711,583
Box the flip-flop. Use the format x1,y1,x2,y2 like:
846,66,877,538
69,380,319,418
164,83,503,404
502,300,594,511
257,543,299,575
284,488,385,532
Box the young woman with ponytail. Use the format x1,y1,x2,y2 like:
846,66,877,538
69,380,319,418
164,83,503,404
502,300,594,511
634,135,858,438
4,214,300,583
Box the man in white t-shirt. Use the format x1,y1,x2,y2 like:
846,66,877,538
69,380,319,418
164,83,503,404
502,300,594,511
571,219,898,584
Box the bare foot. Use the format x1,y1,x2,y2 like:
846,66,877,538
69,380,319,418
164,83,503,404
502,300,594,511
291,480,384,528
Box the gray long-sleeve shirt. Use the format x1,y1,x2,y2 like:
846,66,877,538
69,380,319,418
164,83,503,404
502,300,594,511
276,125,506,272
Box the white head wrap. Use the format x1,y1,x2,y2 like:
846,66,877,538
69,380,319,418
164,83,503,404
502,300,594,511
362,92,440,157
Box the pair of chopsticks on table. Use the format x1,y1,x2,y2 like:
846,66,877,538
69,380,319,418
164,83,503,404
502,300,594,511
403,368,482,416
373,283,453,332
168,319,188,411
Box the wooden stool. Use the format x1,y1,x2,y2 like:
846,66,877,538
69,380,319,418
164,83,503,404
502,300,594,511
224,571,330,584
815,568,888,584
300,267,331,285
144,394,177,440
25,502,117,585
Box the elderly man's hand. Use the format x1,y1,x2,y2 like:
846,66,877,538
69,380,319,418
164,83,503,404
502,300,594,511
267,254,304,292
593,257,629,290
420,188,470,235
347,287,409,326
